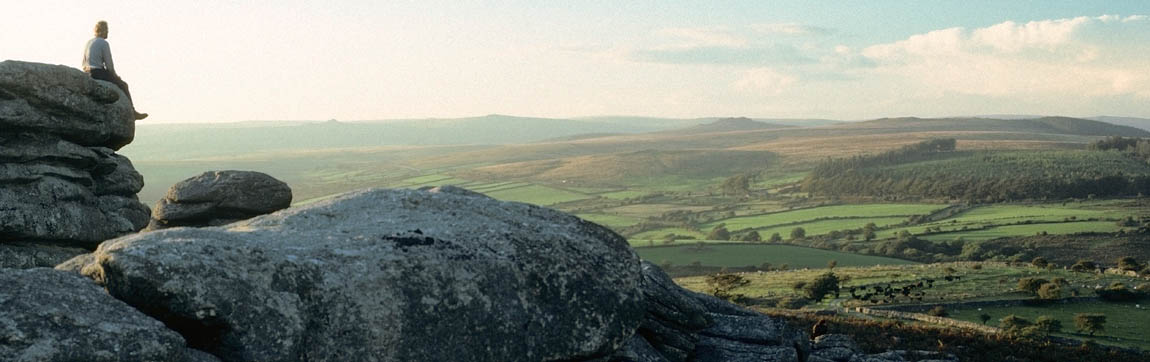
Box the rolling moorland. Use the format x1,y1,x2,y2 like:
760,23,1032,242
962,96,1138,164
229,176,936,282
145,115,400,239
123,114,1150,353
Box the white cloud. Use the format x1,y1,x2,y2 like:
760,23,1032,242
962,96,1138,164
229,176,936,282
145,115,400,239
971,17,1087,52
629,25,823,66
751,23,831,36
857,16,1150,100
654,27,746,49
734,68,798,95
862,27,966,60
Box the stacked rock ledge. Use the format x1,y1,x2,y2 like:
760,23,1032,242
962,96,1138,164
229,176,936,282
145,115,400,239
0,61,149,267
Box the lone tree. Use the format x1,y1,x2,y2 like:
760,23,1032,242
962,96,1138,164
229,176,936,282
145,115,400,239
768,232,783,243
1031,257,1049,268
1117,256,1143,272
1000,314,1032,334
790,227,807,241
1035,315,1062,334
1074,313,1106,336
742,230,762,242
927,306,948,317
896,230,913,242
720,174,751,196
708,225,731,241
862,223,877,241
1070,260,1097,273
1017,278,1049,294
978,313,992,325
705,273,750,301
1037,282,1062,300
802,272,840,302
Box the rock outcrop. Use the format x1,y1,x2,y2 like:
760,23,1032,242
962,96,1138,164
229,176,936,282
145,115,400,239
610,261,808,362
0,268,188,361
0,61,149,266
0,61,136,148
809,334,864,362
0,242,88,269
807,334,958,362
147,170,292,230
80,186,644,361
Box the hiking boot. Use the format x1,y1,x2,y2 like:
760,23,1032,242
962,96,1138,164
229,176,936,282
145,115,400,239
134,112,148,120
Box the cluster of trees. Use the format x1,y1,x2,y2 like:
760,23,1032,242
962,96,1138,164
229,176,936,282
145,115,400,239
807,138,957,178
718,174,753,196
1016,277,1068,300
789,272,840,302
803,138,1150,200
704,224,800,243
806,167,1150,201
998,313,1109,339
998,314,1065,338
704,271,840,305
1089,136,1150,160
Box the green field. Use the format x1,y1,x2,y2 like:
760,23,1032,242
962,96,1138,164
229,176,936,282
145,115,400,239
756,217,909,239
636,244,917,269
675,262,1145,308
950,302,1150,350
700,204,946,231
576,213,643,229
630,227,706,242
920,221,1125,242
876,201,1143,244
598,190,649,200
483,184,592,205
673,261,1150,352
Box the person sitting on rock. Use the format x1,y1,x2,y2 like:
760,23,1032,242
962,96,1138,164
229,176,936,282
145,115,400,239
82,20,147,120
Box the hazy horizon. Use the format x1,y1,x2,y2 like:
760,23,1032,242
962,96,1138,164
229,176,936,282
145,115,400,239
130,113,1148,126
5,1,1150,123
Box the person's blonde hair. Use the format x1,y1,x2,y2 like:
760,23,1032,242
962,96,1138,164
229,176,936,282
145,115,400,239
94,21,108,37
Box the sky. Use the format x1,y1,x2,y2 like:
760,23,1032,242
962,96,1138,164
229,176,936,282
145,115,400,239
2,0,1149,122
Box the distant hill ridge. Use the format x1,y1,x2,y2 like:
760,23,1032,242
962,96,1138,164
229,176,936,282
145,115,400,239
464,149,778,184
665,117,792,134
124,114,1148,162
839,116,1150,137
1089,116,1150,132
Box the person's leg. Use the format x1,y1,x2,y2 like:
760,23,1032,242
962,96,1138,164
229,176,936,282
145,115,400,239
90,69,132,101
90,69,146,119
109,74,132,101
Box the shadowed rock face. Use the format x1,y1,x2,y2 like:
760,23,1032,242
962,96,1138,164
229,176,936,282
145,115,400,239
0,243,89,269
0,61,149,261
82,186,645,362
610,261,809,362
147,170,292,230
0,268,187,362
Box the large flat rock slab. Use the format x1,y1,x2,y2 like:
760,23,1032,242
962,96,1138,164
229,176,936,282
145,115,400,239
83,186,644,362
